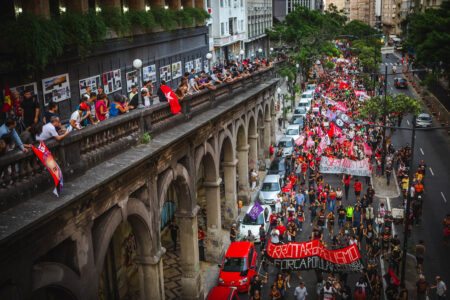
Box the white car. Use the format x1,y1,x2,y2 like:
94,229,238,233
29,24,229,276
239,204,272,242
306,84,316,91
258,174,282,205
416,113,432,128
300,90,314,103
297,99,311,112
285,124,301,141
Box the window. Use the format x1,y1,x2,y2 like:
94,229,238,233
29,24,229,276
221,22,225,35
220,0,224,7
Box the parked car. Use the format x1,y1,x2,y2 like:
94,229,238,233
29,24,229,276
206,286,240,300
306,83,316,91
293,107,308,119
416,113,432,128
300,90,314,103
218,241,258,293
290,115,305,128
297,99,312,112
258,174,282,205
238,204,272,242
267,157,288,179
394,77,407,89
277,137,295,157
284,124,301,141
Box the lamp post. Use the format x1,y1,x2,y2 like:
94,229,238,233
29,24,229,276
133,58,143,108
206,52,213,73
240,49,245,62
258,48,263,58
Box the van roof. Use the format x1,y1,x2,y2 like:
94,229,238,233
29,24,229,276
286,124,300,130
263,174,281,182
225,241,253,258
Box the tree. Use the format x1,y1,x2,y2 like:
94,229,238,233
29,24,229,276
359,94,421,122
406,2,450,84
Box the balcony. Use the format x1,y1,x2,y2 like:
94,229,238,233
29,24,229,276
213,33,246,47
0,64,281,210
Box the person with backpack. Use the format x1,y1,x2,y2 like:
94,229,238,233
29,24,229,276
416,274,429,300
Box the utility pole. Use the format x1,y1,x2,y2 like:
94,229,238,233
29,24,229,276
400,115,417,286
381,65,388,175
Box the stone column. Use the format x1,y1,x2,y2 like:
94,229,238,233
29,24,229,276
237,144,250,204
177,207,204,300
134,248,166,300
203,179,223,263
194,0,204,8
258,125,265,159
129,0,145,10
22,0,50,18
168,0,182,9
66,0,89,13
264,118,272,157
221,160,238,228
151,0,166,7
182,0,195,8
248,134,259,171
99,0,121,7
271,111,277,145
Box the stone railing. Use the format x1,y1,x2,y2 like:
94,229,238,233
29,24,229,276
0,65,278,211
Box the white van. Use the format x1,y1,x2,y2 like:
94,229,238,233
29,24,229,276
258,174,282,205
239,204,272,242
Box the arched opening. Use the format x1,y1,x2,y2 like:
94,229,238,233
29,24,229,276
236,122,250,202
219,134,238,229
159,165,202,300
98,220,140,300
31,285,77,300
257,108,265,160
248,115,258,172
195,148,223,262
263,104,272,156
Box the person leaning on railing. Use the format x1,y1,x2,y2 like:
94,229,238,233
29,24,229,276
0,118,31,155
36,116,69,142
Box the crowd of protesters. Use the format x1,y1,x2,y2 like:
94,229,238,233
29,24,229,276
0,57,272,156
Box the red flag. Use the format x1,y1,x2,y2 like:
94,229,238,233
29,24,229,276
160,84,181,115
1,84,12,113
338,81,349,90
32,142,63,197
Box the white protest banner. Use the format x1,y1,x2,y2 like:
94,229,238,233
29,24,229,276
320,157,372,177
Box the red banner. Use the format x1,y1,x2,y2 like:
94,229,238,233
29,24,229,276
32,142,63,196
266,239,363,272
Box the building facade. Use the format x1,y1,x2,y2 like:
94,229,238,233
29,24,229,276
273,0,321,22
208,0,246,64
244,0,272,58
349,0,376,26
0,0,209,120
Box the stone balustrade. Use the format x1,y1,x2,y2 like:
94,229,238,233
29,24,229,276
0,65,278,211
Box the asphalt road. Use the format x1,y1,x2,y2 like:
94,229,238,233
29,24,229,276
382,52,450,289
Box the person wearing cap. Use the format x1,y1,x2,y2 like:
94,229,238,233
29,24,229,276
294,281,308,300
69,99,91,130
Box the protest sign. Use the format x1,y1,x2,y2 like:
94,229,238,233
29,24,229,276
319,157,372,177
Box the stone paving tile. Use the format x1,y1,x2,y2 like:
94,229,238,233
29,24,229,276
162,239,182,300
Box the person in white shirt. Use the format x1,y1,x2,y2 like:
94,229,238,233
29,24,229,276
270,228,280,244
36,117,69,141
69,103,90,130
294,282,308,300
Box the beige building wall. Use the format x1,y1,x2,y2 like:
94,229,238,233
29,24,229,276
348,0,376,26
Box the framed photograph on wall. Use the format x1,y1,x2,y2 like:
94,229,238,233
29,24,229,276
194,58,202,73
142,64,157,83
159,65,172,82
79,75,101,96
126,70,140,92
10,82,39,98
171,61,182,80
185,60,194,73
101,69,122,94
42,73,71,104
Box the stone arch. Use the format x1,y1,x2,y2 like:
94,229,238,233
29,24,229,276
235,117,250,202
158,163,192,214
194,142,218,180
257,105,265,159
262,102,272,155
218,130,237,229
93,198,160,300
31,262,81,300
247,113,258,172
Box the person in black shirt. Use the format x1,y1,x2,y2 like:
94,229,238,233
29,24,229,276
20,90,40,129
157,80,168,102
168,220,179,252
43,102,59,124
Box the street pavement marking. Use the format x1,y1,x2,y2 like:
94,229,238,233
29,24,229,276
442,192,447,203
386,197,397,236
429,167,434,176
420,148,424,155
407,120,410,126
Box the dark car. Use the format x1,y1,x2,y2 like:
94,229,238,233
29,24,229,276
267,157,289,180
394,77,407,89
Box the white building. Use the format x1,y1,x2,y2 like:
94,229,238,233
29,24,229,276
208,0,247,64
245,0,273,58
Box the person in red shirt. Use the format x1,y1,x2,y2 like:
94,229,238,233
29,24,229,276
343,174,351,200
354,178,362,201
269,143,275,157
276,220,286,242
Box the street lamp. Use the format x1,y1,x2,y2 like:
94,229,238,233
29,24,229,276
206,52,213,73
133,58,144,109
258,48,263,58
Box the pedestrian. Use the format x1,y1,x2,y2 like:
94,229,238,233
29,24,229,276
416,274,429,300
336,187,343,207
168,220,179,252
343,174,351,200
353,178,362,201
20,89,40,129
198,226,206,261
431,276,447,300
259,225,266,249
247,229,256,244
237,199,243,216
230,223,237,242
275,273,287,298
0,118,29,154
36,116,69,142
326,211,335,236
270,283,282,300
386,164,393,186
415,240,426,273
337,205,346,229
321,281,337,300
294,281,308,300
250,168,258,191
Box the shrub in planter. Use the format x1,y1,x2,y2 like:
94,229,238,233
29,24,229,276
126,10,156,31
86,10,107,42
152,7,177,30
184,7,210,25
59,12,92,57
100,6,131,35
175,9,194,27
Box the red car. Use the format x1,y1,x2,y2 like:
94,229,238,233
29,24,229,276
206,286,240,300
218,241,258,293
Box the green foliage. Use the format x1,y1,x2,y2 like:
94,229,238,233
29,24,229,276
279,66,297,82
184,7,210,24
352,40,381,74
126,10,156,31
324,61,335,70
86,10,107,41
342,20,379,40
141,132,152,144
321,42,340,57
59,12,92,56
152,7,178,30
100,6,131,35
359,95,421,121
423,73,439,88
175,9,194,27
406,2,450,81
2,13,65,71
